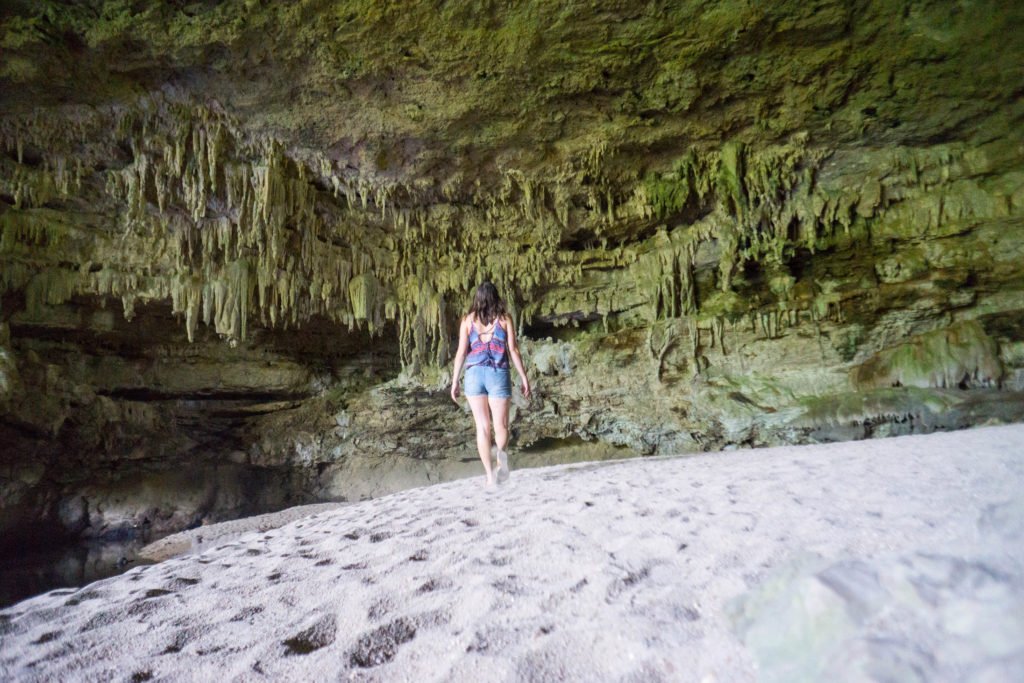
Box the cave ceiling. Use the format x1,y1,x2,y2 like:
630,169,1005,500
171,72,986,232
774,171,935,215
0,0,1022,366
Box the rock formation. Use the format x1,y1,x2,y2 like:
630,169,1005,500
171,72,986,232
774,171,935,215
1,1,1022,545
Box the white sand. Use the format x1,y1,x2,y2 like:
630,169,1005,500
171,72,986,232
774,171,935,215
138,503,349,562
2,425,1023,682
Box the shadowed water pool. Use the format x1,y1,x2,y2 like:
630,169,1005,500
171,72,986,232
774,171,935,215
0,539,158,609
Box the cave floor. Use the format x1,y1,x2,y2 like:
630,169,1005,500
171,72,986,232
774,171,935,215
1,425,1022,681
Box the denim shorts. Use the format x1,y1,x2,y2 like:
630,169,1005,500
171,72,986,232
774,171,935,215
464,364,511,399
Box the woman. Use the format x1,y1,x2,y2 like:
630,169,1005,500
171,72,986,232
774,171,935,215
450,282,531,486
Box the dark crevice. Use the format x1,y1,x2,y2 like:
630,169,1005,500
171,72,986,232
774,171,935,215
522,312,603,340
94,388,313,402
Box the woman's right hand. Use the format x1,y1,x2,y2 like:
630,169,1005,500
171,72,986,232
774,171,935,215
450,381,460,403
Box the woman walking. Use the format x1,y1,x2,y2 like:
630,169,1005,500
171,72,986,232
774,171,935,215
450,282,531,486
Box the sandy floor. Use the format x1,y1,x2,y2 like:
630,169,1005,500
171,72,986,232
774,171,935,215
139,503,348,563
2,425,1022,682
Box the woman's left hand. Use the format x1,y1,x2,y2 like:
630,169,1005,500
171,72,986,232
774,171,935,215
520,378,531,399
450,382,460,403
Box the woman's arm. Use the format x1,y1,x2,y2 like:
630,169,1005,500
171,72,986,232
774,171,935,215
504,315,531,399
450,316,470,403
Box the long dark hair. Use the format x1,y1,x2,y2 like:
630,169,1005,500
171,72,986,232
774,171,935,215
468,281,506,326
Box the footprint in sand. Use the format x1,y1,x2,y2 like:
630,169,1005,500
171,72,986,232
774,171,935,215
282,614,336,656
349,618,417,668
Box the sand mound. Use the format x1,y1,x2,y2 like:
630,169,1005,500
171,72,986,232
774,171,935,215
2,426,1023,681
138,503,348,562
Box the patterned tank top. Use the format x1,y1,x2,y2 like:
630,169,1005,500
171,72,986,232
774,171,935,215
465,316,510,370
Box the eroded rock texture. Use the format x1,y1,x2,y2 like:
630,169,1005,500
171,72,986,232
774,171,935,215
1,1,1022,544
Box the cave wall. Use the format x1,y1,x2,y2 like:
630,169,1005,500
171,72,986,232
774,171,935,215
1,0,1023,543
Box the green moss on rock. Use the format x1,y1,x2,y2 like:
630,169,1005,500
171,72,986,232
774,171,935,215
853,321,1003,390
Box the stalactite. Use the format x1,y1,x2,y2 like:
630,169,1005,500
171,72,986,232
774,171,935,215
0,87,1006,373
24,268,80,315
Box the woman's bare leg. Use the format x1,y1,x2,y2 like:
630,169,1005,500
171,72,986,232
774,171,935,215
488,396,510,453
467,395,494,484
489,396,510,481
